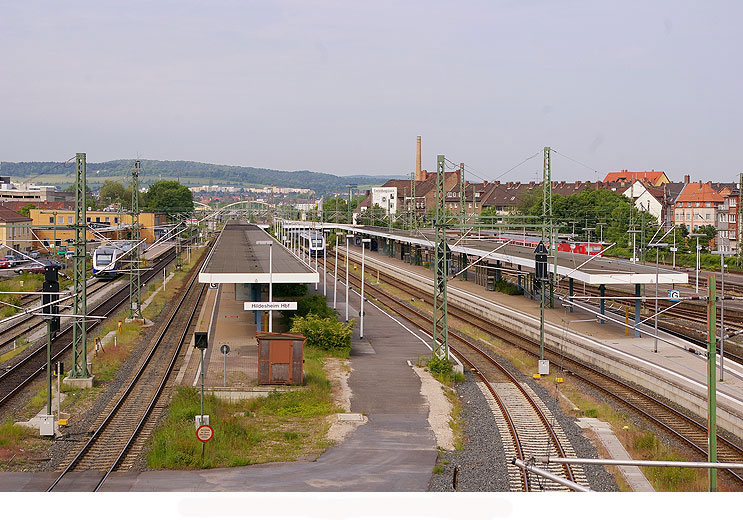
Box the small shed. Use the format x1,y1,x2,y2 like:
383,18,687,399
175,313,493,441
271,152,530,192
256,332,305,385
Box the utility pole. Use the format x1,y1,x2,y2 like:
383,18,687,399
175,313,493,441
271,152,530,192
459,162,466,229
69,153,90,379
543,147,555,308
129,160,143,320
410,171,417,231
346,184,356,226
433,155,449,361
708,275,718,492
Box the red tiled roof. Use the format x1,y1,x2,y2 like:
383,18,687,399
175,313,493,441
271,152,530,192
0,204,32,222
675,182,724,203
603,170,666,184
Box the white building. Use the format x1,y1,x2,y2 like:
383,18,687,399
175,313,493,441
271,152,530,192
371,187,398,214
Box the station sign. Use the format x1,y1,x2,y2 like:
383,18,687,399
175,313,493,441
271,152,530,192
668,289,681,302
244,301,298,311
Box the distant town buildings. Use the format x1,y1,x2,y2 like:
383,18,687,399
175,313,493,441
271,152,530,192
0,177,75,205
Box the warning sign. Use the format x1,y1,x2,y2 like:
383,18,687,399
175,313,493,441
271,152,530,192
196,424,213,442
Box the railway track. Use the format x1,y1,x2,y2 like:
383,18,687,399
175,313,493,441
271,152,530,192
333,249,743,488
322,254,585,491
48,249,208,492
0,280,108,356
0,251,177,409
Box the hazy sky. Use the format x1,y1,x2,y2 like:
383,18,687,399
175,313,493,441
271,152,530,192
1,1,741,182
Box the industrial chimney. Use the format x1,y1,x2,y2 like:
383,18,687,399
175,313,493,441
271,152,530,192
416,136,422,182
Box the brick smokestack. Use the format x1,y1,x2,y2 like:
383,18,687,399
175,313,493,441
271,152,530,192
416,136,422,182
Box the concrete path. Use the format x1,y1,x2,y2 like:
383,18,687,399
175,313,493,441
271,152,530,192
0,274,438,492
576,418,654,492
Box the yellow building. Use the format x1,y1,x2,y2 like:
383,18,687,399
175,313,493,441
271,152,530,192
29,209,167,250
0,205,33,253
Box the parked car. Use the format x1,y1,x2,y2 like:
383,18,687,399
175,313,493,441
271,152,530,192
0,259,10,269
29,250,40,259
2,255,23,267
15,259,65,275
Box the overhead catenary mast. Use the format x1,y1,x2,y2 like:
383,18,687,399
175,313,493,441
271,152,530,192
129,160,143,320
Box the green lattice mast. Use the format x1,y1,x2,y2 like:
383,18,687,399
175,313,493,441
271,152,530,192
433,154,449,360
69,153,90,378
129,160,142,319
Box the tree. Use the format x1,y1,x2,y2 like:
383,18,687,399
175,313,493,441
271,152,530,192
18,203,35,217
144,181,193,212
98,180,126,206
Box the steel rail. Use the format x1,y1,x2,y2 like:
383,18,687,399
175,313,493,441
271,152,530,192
48,244,209,491
330,255,577,490
0,250,177,408
335,249,743,487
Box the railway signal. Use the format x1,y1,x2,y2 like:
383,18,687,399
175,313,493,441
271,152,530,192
535,241,549,375
42,264,60,430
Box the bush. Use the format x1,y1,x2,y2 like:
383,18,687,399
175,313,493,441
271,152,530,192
291,314,353,356
493,279,523,296
280,294,336,329
273,283,308,298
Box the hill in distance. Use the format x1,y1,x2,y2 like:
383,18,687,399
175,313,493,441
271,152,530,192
0,159,406,196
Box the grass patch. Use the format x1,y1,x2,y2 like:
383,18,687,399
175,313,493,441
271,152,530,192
0,336,30,363
146,346,340,469
444,387,465,451
0,420,35,450
557,381,710,491
630,432,705,492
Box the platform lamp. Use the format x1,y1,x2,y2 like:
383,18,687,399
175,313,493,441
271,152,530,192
689,233,705,294
649,242,668,353
256,240,274,332
713,249,735,380
334,231,343,309
360,238,371,339
628,229,641,264
534,241,549,375
345,234,354,322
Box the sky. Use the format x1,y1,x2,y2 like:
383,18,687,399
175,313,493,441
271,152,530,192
1,0,741,183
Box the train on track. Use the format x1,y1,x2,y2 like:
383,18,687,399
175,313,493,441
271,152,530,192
92,241,143,279
293,230,326,256
479,231,603,256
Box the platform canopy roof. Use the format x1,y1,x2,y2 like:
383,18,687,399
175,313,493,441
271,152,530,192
282,222,688,286
200,221,318,285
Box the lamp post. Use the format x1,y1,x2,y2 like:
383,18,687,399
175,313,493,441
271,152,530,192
334,231,343,309
360,238,371,339
597,222,606,245
345,234,354,322
649,243,668,353
323,230,327,297
628,229,641,263
690,233,705,293
256,240,273,332
713,250,735,381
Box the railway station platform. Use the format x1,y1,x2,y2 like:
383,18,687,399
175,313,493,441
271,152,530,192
340,243,743,441
0,253,440,491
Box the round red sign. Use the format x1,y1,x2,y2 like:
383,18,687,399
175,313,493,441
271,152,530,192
196,424,214,442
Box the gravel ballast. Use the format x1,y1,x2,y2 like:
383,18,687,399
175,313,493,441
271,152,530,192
429,369,619,492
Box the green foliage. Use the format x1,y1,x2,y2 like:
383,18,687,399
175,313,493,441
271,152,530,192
145,180,194,212
280,294,335,329
0,420,33,449
273,283,309,298
291,314,353,356
492,278,523,295
98,180,127,206
18,203,35,217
